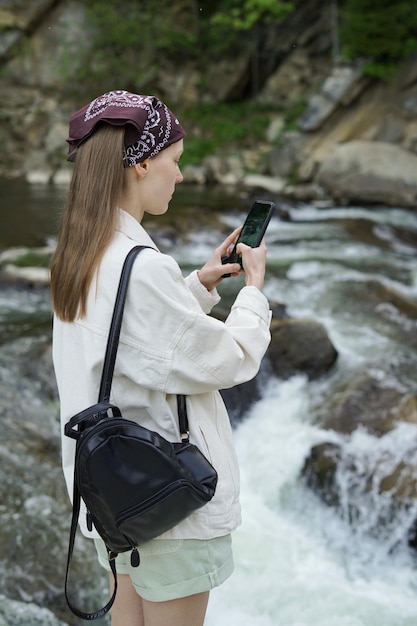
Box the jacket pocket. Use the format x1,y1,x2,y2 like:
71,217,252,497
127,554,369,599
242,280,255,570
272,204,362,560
197,420,239,499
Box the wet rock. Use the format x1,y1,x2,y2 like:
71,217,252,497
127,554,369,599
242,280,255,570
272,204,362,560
21,341,57,400
0,595,68,626
0,339,109,626
0,246,53,288
302,371,417,548
302,442,341,506
268,317,338,380
221,304,338,406
317,372,417,436
2,264,50,284
0,246,52,263
302,426,417,544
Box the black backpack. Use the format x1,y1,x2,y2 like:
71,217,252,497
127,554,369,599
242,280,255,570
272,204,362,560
64,246,218,620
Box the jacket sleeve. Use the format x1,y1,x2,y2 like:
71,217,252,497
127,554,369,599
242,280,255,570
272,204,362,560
184,270,221,313
118,250,272,395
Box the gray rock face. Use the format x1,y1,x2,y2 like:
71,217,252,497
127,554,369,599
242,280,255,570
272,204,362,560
299,65,369,132
316,140,417,206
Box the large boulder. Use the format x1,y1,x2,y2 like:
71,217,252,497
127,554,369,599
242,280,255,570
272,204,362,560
316,140,417,207
268,317,338,380
317,373,417,436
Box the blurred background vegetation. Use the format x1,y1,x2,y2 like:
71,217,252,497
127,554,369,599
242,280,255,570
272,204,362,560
75,0,417,82
60,0,417,165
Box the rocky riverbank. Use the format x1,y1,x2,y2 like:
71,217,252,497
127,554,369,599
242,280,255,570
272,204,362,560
1,1,417,209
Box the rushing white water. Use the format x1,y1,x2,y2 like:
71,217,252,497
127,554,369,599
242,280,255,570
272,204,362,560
1,188,417,625
205,377,417,626
203,203,417,625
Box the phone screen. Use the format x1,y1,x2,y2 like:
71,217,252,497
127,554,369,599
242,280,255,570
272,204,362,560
221,200,275,274
236,201,275,248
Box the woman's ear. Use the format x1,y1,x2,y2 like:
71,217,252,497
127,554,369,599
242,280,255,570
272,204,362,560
133,160,149,178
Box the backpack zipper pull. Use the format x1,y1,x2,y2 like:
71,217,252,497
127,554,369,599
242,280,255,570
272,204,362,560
86,510,93,532
130,547,140,567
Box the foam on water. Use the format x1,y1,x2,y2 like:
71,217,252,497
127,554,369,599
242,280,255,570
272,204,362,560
205,378,417,626
1,192,416,623
289,204,417,232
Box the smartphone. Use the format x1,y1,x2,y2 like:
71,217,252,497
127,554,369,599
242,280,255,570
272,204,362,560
222,200,276,273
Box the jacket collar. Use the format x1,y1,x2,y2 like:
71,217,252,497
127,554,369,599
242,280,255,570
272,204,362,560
116,209,159,250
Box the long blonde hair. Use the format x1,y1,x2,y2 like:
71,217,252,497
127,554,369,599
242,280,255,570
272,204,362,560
50,124,127,321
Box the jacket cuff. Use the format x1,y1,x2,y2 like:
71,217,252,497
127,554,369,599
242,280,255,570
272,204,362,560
232,286,272,326
185,270,221,313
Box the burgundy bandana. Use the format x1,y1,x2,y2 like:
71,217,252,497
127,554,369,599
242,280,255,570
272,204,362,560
67,90,185,167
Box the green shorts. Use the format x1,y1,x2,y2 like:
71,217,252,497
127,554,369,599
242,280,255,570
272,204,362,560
94,534,234,602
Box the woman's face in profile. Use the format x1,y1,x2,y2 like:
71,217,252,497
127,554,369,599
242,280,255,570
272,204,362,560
142,140,184,216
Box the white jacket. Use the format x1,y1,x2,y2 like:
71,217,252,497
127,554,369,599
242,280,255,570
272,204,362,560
53,210,271,540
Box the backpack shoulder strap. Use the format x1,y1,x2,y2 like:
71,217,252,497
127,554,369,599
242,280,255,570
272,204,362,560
99,245,150,403
64,479,117,620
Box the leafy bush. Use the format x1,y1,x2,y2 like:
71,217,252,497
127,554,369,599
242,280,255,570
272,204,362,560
210,0,294,30
340,0,417,78
180,102,277,165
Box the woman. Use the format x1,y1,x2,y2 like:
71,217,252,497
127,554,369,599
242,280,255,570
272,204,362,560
51,90,271,626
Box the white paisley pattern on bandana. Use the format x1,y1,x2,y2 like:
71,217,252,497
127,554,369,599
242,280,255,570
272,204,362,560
84,90,177,167
123,104,172,167
84,91,149,120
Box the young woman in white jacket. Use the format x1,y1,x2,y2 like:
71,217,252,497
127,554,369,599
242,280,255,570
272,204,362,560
51,90,271,626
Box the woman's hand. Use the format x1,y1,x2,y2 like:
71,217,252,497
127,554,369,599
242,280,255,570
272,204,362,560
197,227,243,291
237,239,267,291
197,227,268,292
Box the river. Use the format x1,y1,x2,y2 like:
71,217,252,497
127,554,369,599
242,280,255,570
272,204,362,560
1,178,417,625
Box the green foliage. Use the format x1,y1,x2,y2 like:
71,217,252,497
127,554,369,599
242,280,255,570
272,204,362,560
340,0,417,77
283,98,307,131
178,97,309,168
83,0,199,56
66,0,296,92
180,102,276,165
12,250,52,268
210,0,294,30
70,0,202,92
361,62,398,80
55,0,417,101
